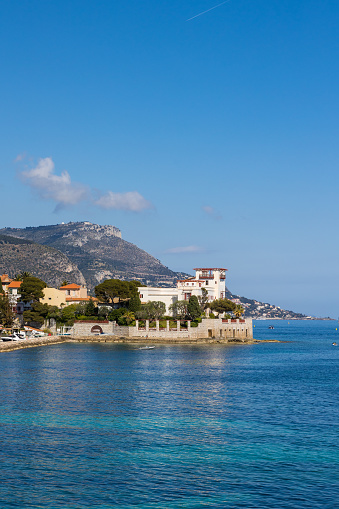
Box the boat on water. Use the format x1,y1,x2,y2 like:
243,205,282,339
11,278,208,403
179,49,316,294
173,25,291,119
268,325,274,329
1,333,24,342
139,346,155,350
332,342,338,346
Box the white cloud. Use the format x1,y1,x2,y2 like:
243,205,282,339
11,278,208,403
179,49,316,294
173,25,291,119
19,156,153,213
20,157,88,209
95,191,153,212
165,245,203,254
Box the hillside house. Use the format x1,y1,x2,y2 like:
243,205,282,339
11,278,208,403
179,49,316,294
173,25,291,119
41,283,94,307
0,276,25,319
0,274,12,293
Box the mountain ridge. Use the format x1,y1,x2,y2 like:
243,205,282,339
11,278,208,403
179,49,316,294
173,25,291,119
0,222,317,319
0,222,188,289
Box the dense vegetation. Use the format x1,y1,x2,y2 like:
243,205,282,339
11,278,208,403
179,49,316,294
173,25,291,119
0,268,246,331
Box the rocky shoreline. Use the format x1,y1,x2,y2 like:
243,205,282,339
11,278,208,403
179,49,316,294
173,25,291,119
0,335,280,353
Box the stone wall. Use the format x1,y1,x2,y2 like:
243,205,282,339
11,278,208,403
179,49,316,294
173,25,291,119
195,318,252,340
71,321,114,336
71,318,253,341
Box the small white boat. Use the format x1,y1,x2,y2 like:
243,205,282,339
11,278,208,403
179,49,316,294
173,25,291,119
139,346,155,350
0,333,24,342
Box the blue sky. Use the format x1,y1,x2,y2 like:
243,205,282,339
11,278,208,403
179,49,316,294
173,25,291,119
1,0,338,317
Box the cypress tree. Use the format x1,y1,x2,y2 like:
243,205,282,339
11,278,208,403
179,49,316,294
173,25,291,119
187,295,201,320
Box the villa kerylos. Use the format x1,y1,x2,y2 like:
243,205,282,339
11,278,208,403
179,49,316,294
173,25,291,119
70,268,253,341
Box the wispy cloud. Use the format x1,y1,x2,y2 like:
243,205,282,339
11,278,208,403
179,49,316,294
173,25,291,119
202,205,222,220
15,152,27,162
19,156,153,213
20,157,88,211
165,245,204,254
94,191,153,212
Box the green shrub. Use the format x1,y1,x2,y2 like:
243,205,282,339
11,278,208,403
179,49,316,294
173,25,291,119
109,308,127,321
209,312,215,318
117,315,127,326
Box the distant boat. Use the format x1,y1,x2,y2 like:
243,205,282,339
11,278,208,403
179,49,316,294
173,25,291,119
332,342,338,346
139,346,155,350
268,325,274,329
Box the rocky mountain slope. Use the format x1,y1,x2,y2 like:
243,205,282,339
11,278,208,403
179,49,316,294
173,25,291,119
0,234,86,287
0,222,317,318
0,222,187,290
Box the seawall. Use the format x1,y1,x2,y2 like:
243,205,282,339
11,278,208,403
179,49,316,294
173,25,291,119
0,335,67,353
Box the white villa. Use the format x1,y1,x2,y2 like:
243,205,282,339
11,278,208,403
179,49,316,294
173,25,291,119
138,268,227,314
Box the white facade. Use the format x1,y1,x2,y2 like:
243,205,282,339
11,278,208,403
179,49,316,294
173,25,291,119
138,268,227,314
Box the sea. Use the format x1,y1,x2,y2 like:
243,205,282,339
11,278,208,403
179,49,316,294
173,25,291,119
0,320,338,508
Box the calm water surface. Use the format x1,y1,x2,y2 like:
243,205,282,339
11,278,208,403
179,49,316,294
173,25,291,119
0,320,338,508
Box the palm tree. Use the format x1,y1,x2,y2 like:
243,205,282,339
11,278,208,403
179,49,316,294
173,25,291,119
234,305,244,318
122,311,135,325
15,271,32,281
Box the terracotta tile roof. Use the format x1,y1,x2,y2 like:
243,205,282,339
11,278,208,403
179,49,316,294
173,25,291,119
1,274,12,283
8,281,22,288
60,283,81,289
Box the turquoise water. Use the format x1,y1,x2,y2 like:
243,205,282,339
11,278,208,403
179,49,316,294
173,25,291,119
0,320,338,508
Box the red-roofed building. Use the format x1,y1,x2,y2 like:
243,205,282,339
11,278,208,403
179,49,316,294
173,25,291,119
59,283,88,300
8,280,22,291
0,276,25,319
0,274,13,292
40,284,95,307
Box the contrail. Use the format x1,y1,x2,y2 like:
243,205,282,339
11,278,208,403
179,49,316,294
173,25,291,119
186,1,231,22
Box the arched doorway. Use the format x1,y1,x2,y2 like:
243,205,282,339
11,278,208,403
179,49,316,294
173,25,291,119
91,325,103,335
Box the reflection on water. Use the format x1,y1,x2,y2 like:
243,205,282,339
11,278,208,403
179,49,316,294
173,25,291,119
0,321,338,508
